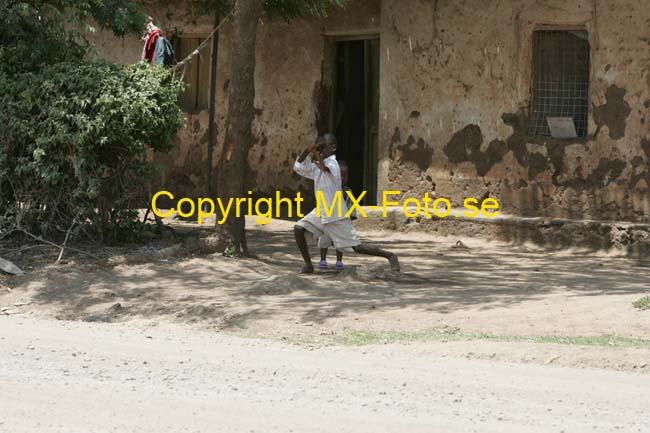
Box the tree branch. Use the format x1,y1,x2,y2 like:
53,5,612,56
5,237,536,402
19,229,100,261
172,2,237,72
55,218,76,264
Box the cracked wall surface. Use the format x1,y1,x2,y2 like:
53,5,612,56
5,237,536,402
380,0,650,222
93,0,650,222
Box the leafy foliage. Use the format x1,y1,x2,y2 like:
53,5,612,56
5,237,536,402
633,296,650,311
264,0,346,19
190,0,346,20
0,0,146,72
0,0,184,242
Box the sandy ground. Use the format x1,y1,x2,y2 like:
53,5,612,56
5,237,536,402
1,218,650,372
1,315,649,433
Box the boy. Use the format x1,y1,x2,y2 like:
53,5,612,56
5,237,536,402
318,160,357,269
293,133,400,274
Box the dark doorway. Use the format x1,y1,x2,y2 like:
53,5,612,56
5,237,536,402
334,38,380,205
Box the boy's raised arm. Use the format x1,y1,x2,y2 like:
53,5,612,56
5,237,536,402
312,151,331,174
294,147,319,180
297,147,312,163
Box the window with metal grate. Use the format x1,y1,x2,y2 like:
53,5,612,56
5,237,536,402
528,30,590,138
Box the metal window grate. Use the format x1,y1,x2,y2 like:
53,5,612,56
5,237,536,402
528,30,590,138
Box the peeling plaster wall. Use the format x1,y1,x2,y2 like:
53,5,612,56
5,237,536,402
380,0,650,221
237,0,381,202
92,0,650,222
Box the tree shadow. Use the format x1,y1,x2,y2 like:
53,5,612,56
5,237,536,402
7,221,649,331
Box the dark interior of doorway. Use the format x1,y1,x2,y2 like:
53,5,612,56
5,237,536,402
334,39,379,205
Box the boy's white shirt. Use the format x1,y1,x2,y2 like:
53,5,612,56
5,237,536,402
342,186,359,220
294,154,349,224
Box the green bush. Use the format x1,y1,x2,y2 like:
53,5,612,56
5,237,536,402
633,296,650,311
0,62,184,241
0,0,185,243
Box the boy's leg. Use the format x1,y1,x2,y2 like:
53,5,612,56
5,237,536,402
335,249,344,269
352,244,400,272
318,248,329,268
323,218,400,272
294,210,328,274
293,225,314,273
318,234,333,268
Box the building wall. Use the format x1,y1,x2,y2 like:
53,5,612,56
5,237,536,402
380,0,650,221
229,0,381,201
93,0,650,222
91,0,380,204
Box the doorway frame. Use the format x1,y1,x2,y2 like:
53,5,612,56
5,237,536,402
321,32,380,205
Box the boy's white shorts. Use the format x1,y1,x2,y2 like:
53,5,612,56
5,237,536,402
296,209,361,250
318,234,334,250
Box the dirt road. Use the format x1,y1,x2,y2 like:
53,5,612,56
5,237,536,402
1,316,648,433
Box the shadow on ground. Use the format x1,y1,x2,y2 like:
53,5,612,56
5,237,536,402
3,220,649,337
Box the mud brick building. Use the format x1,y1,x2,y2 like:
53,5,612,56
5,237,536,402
94,0,650,222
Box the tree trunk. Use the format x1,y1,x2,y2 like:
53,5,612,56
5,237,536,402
214,0,264,256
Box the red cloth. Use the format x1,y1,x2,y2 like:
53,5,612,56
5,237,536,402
143,29,161,64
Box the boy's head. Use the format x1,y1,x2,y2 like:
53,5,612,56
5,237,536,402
314,133,337,158
339,160,349,185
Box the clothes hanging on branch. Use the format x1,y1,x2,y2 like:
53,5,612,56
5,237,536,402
141,20,175,67
139,4,235,73
141,23,161,64
154,37,175,67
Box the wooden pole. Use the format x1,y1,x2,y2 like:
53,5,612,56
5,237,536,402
207,12,221,198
